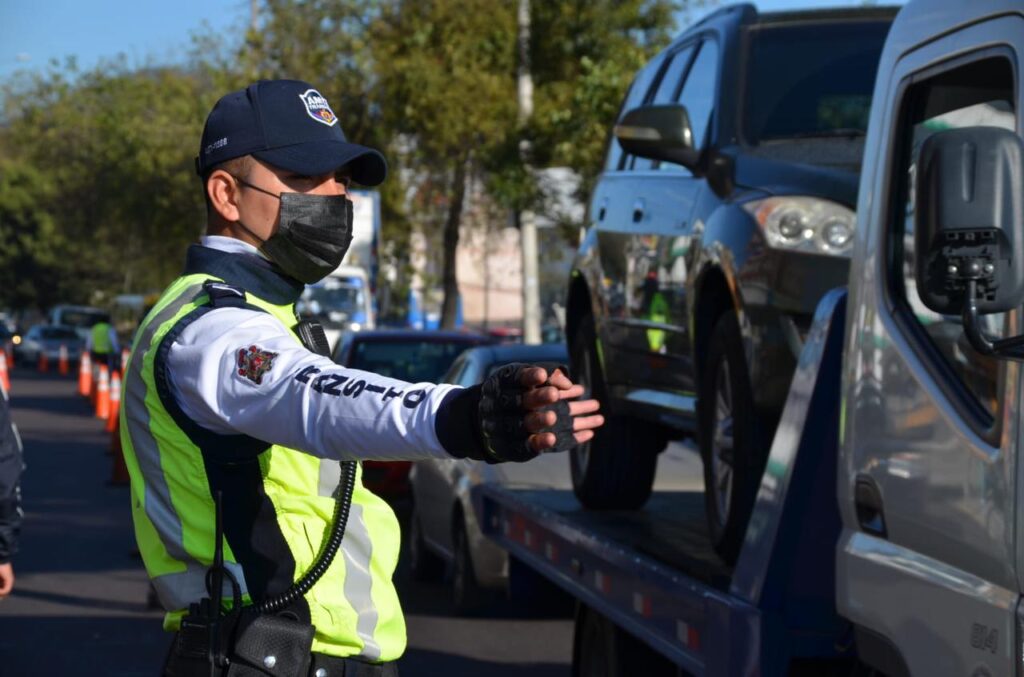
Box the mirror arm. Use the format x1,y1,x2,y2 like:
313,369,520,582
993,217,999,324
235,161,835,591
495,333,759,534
962,278,1024,359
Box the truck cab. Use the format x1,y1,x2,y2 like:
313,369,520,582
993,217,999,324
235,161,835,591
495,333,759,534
838,1,1024,674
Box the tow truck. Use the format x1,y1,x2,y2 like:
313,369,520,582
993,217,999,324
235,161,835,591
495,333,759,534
476,0,1024,674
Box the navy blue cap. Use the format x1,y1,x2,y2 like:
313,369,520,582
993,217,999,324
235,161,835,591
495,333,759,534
196,79,387,186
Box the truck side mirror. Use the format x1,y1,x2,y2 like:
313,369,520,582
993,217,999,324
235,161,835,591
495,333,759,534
914,126,1024,358
614,104,700,170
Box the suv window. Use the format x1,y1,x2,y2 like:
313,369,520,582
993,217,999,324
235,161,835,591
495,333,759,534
889,56,1016,423
652,45,695,104
676,39,718,151
636,39,719,173
605,57,663,173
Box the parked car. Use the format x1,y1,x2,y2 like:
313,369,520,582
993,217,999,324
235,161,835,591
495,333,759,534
13,325,83,366
48,305,111,342
407,342,570,613
332,329,493,496
565,3,897,561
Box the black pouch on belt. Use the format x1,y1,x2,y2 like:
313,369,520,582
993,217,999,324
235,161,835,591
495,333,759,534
224,612,315,677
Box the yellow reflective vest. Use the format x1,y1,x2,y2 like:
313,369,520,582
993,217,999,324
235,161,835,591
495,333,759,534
121,253,405,661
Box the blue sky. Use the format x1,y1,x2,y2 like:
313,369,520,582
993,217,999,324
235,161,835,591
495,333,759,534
0,0,903,82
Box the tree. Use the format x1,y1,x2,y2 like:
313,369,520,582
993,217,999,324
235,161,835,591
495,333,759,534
372,0,519,328
0,60,215,308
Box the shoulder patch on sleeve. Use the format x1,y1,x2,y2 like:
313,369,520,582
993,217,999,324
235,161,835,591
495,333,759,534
236,345,279,385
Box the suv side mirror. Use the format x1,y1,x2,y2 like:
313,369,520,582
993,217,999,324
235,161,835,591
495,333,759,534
614,104,700,170
915,126,1024,358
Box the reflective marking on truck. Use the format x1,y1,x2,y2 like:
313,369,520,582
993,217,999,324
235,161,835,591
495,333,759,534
595,570,610,594
544,542,558,562
524,529,534,549
676,621,701,649
632,592,652,617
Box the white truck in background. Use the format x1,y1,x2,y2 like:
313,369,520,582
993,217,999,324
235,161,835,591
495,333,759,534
299,189,381,350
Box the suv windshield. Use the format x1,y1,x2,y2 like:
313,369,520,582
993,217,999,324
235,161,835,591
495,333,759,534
59,309,110,328
743,20,891,144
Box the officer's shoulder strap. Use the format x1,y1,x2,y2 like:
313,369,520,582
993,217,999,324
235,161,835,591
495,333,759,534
202,280,257,310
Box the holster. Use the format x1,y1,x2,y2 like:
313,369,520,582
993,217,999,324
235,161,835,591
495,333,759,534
225,613,315,676
164,610,315,677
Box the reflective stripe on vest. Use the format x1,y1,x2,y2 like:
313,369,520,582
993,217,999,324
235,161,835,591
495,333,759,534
120,273,405,661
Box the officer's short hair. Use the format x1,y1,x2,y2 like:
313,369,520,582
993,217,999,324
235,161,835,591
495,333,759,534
202,155,255,219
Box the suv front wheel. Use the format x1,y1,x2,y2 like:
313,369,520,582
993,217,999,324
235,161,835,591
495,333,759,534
569,313,662,510
698,313,767,564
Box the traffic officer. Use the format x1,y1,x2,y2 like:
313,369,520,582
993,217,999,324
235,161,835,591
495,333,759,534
121,79,603,677
86,317,119,369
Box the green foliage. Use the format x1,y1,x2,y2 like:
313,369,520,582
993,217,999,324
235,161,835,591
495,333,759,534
1,61,216,310
0,0,681,314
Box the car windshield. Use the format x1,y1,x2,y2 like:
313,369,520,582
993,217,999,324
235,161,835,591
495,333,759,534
350,339,476,382
743,20,890,144
40,327,80,340
59,310,110,328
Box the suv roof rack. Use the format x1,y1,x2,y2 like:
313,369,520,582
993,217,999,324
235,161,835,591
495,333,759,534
756,6,900,26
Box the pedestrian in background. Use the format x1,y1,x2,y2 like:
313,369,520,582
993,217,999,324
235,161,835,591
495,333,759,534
122,79,603,676
0,383,24,598
86,317,119,370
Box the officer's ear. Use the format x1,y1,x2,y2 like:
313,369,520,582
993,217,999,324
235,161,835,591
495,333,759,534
206,169,242,223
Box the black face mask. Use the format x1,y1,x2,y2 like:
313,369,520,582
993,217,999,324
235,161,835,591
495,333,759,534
233,177,354,284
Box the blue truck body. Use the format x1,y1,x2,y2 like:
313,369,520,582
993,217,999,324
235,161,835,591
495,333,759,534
475,289,850,675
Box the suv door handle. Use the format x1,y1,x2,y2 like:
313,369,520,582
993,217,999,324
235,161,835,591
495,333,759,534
598,197,609,222
854,475,887,538
632,199,646,223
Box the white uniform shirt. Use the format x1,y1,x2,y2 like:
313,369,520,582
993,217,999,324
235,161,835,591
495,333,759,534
166,236,461,462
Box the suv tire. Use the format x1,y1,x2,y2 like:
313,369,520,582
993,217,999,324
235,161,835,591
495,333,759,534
569,314,661,509
698,312,767,563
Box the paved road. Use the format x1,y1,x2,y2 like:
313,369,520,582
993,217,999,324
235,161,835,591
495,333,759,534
0,366,704,676
0,368,579,676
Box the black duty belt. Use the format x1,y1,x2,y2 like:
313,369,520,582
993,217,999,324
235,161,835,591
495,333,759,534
309,653,398,677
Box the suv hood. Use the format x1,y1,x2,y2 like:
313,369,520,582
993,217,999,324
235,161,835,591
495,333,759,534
730,143,861,208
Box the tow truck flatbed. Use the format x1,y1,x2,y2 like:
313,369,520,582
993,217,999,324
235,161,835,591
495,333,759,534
475,290,851,677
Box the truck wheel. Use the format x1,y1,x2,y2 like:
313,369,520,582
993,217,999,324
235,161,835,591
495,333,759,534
698,313,766,564
408,503,444,582
451,520,488,615
569,314,662,510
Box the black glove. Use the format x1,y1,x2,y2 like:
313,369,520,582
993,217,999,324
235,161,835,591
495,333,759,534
435,363,577,463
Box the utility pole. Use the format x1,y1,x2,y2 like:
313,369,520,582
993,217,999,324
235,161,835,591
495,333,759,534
250,0,259,33
517,0,542,344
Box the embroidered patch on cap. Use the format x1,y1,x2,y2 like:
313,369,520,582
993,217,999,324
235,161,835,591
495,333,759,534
299,89,338,127
237,345,278,385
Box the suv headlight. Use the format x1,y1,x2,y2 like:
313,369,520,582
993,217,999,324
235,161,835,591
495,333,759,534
743,197,855,257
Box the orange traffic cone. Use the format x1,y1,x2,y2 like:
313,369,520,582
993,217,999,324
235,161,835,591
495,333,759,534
78,351,92,397
109,422,130,486
121,348,131,374
38,350,48,373
0,351,9,395
106,371,121,433
58,344,69,376
95,364,110,420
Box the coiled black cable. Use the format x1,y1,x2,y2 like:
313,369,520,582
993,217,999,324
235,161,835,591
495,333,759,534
253,459,358,614
253,319,357,615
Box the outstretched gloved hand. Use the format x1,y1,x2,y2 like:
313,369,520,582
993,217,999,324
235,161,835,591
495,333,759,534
436,362,604,464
